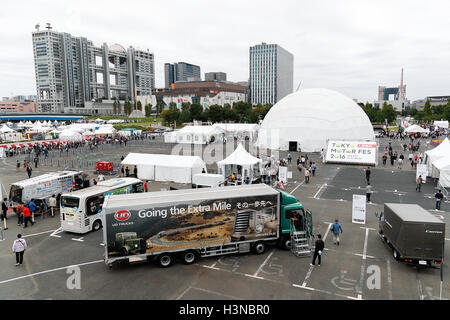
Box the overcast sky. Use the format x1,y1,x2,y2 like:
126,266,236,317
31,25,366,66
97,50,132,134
1,0,450,102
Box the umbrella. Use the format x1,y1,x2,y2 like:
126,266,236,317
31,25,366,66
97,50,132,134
19,144,24,148
11,144,16,148
27,143,33,146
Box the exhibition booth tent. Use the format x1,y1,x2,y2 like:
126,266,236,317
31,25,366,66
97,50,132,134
404,124,428,133
217,144,262,183
434,121,449,129
59,130,83,142
121,153,207,184
432,156,450,188
175,125,225,144
0,124,15,133
425,138,450,177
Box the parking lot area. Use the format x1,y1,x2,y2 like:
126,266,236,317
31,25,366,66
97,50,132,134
0,137,449,300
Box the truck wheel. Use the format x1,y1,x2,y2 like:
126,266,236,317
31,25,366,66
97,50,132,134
182,250,198,264
253,242,266,255
393,249,400,260
92,220,102,231
157,253,174,268
282,238,292,250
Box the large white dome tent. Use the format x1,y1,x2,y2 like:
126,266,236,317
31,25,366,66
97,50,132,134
256,88,375,152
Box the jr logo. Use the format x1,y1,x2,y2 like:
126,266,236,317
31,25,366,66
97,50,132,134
115,210,131,221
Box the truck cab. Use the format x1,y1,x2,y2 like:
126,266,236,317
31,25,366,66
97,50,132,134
279,191,312,250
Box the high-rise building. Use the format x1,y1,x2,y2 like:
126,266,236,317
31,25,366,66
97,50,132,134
205,72,227,82
32,24,154,113
249,43,293,105
164,62,201,89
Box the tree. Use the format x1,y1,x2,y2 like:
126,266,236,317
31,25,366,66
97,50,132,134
117,101,122,115
189,103,203,121
424,100,432,116
381,102,396,123
444,102,450,121
137,101,142,111
113,100,118,115
207,104,224,123
232,101,252,122
144,104,152,117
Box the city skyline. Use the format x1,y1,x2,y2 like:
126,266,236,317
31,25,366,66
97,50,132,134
1,0,450,103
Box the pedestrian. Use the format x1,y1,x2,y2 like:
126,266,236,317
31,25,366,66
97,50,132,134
93,179,97,185
125,167,130,177
133,166,137,177
397,157,403,169
26,166,32,178
311,162,317,176
15,202,24,226
48,195,57,217
1,198,8,230
310,234,325,266
435,190,444,211
297,162,302,173
12,234,27,266
382,154,387,166
366,183,373,203
365,167,371,184
28,199,36,223
330,219,343,245
287,153,292,164
34,156,38,168
143,181,148,192
98,173,105,182
121,166,125,177
416,175,423,192
304,167,310,184
23,205,34,228
16,160,20,171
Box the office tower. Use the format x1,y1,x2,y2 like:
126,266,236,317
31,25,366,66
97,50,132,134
249,43,293,105
205,72,227,82
165,62,201,89
32,24,154,113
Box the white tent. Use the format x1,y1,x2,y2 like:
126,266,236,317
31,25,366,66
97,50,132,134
175,125,225,144
213,123,259,141
434,120,449,129
425,138,450,177
217,144,262,183
404,124,428,133
121,153,206,183
59,130,83,142
0,124,15,133
163,131,177,143
94,126,116,136
28,121,49,133
257,88,375,152
432,156,450,188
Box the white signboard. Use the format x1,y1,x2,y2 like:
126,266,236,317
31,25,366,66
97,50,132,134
325,141,377,165
278,166,288,183
416,164,428,183
352,194,366,224
0,148,3,158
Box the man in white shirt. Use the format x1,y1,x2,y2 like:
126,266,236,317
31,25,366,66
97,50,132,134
48,195,57,217
12,234,27,266
98,174,105,182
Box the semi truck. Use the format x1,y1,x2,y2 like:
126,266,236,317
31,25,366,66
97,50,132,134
377,203,445,267
102,184,312,268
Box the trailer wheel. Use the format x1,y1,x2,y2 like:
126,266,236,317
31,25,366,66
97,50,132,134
182,250,198,265
92,220,102,231
253,242,266,255
157,253,174,268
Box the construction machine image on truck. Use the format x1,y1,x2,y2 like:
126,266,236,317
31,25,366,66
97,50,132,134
102,184,313,268
377,203,445,267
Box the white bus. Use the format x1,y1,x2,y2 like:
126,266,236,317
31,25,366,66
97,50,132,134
60,178,144,234
9,171,90,206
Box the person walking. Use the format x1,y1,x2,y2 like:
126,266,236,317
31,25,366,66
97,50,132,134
121,166,125,177
15,203,24,226
397,157,403,170
366,183,373,203
1,198,8,230
382,154,387,166
330,219,343,245
34,156,38,168
304,167,310,184
26,165,32,178
48,195,57,217
311,162,317,176
16,160,20,171
23,205,34,228
28,199,36,223
125,167,130,177
365,167,371,184
416,176,423,192
287,153,292,164
435,190,444,211
133,166,138,177
12,234,27,266
310,234,325,266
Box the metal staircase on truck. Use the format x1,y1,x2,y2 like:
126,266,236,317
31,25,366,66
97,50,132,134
290,217,312,257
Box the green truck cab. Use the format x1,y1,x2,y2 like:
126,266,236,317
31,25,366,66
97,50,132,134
279,191,312,250
115,232,147,256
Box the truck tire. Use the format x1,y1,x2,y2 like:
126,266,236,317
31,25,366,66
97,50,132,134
393,249,400,260
182,250,198,264
253,242,266,255
281,237,292,250
157,253,174,268
92,220,102,231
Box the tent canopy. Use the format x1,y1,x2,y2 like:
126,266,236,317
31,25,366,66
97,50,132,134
218,144,262,166
404,124,428,133
0,124,15,133
425,138,450,177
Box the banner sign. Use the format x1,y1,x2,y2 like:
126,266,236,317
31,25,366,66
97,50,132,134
325,141,377,165
416,164,428,183
352,194,366,224
278,166,288,183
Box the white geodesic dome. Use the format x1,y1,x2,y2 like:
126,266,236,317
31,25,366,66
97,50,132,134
256,88,375,152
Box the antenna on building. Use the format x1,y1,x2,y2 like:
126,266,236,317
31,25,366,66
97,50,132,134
46,23,52,30
35,23,40,31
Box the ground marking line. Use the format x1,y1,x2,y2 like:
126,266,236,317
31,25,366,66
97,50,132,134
175,286,193,300
0,260,103,285
301,265,314,287
50,227,63,238
387,259,393,300
313,183,327,199
250,249,275,278
289,181,305,195
22,229,57,238
322,222,333,242
71,237,84,242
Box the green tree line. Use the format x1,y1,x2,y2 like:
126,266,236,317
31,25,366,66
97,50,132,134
402,100,450,122
358,102,397,123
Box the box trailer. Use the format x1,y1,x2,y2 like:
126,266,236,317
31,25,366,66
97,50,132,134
378,203,445,267
102,184,312,268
